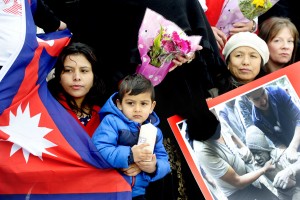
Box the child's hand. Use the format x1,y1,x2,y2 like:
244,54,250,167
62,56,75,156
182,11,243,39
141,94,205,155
131,143,153,162
121,163,141,176
136,154,157,174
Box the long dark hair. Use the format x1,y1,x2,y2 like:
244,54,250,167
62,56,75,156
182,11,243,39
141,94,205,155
48,42,106,114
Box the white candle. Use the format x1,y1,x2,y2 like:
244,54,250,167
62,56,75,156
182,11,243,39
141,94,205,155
138,123,157,157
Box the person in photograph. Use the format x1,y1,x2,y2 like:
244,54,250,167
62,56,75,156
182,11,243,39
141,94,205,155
194,121,279,200
246,85,300,162
218,99,247,143
235,95,255,130
246,125,300,200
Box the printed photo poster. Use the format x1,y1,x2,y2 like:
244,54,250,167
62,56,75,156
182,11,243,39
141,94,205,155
167,115,228,200
168,61,300,200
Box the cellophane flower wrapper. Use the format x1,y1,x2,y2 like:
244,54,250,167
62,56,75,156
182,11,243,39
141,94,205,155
136,8,202,86
216,0,279,37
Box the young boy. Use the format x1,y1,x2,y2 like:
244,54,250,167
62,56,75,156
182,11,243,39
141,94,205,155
92,73,171,199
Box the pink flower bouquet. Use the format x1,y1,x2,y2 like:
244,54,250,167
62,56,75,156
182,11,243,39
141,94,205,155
136,8,201,86
216,0,279,37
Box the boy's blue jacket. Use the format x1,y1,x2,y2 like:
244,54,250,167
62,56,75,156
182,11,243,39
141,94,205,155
92,92,171,197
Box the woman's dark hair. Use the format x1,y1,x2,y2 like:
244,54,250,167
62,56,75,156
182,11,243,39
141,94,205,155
48,42,105,114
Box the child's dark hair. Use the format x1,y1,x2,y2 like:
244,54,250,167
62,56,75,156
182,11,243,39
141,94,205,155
48,42,106,113
118,73,155,102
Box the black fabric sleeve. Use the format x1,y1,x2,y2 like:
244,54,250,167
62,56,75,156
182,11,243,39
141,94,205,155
33,0,61,33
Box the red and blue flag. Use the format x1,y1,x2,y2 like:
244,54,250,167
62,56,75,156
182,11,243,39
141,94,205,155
0,0,131,199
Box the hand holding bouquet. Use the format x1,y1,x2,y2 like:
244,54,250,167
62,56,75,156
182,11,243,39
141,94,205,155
215,0,279,37
148,26,194,67
137,8,201,86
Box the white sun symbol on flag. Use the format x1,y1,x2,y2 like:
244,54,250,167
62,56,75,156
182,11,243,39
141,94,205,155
0,103,57,163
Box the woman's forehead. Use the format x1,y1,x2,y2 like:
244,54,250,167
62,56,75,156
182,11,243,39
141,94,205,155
231,46,260,54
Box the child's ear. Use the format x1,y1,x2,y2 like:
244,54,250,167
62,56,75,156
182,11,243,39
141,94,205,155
116,99,122,110
150,101,156,113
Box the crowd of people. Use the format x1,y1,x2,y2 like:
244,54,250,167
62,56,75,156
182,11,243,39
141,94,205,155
2,0,300,199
